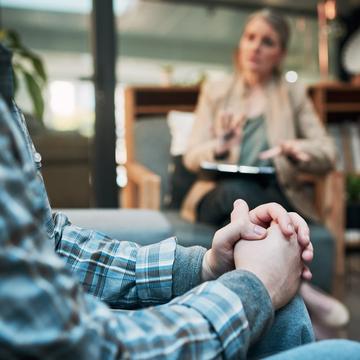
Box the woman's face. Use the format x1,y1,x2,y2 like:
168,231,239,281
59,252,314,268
238,17,285,78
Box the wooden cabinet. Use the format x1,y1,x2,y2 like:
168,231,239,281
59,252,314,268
309,83,360,122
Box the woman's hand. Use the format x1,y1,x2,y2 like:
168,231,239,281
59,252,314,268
259,140,310,163
280,140,310,162
213,111,245,157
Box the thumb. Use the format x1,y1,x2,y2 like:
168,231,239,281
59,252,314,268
214,219,266,254
230,199,249,222
230,199,267,240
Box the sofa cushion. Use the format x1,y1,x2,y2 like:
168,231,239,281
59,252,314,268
164,210,215,249
58,209,174,246
59,208,215,250
167,110,194,156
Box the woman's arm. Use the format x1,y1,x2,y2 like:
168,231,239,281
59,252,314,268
288,83,336,174
183,81,221,172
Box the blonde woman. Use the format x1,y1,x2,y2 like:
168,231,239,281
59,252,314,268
182,9,348,337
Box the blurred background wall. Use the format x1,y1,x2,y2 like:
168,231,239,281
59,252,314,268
1,0,359,207
2,0,352,134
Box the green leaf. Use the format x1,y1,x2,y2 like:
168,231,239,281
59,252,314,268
347,174,360,202
6,29,22,48
1,29,47,124
1,30,47,84
31,56,47,83
0,30,7,41
0,29,22,50
23,71,44,121
12,68,19,95
17,49,47,84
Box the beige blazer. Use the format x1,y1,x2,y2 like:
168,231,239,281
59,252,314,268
181,74,336,223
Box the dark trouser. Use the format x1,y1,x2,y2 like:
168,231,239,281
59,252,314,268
197,177,295,226
196,177,335,292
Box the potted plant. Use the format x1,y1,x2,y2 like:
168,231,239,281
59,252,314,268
346,174,360,229
0,29,47,122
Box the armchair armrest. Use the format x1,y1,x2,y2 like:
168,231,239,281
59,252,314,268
297,171,345,234
122,161,161,209
298,171,345,295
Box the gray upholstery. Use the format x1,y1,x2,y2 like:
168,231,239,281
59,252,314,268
59,210,334,291
132,116,334,292
59,208,215,249
135,118,172,207
59,209,174,246
165,210,215,248
134,117,215,249
308,223,335,293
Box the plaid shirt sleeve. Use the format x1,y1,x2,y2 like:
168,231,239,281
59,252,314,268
52,212,177,309
0,96,255,359
11,92,178,309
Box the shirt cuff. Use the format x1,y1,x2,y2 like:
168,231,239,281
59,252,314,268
172,245,206,297
136,237,177,305
218,270,274,346
171,281,250,359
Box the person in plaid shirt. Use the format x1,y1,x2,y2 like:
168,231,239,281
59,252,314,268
2,43,359,359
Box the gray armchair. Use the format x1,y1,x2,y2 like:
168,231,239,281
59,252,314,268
121,86,345,296
122,86,216,249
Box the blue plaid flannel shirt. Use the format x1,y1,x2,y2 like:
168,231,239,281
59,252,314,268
0,44,266,359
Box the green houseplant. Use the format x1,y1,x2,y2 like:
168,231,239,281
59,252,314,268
0,29,47,122
346,174,360,228
347,174,360,203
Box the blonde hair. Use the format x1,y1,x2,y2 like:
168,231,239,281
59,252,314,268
245,9,290,51
235,9,290,76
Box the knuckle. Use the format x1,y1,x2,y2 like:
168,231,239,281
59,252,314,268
288,212,301,222
269,201,280,208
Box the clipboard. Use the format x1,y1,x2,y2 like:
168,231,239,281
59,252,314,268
200,161,276,180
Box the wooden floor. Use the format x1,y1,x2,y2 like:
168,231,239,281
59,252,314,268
344,251,360,341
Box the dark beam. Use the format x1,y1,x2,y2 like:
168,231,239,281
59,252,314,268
91,0,118,207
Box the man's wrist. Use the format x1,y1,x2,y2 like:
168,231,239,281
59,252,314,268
235,264,275,307
218,270,274,344
201,250,217,282
173,245,206,297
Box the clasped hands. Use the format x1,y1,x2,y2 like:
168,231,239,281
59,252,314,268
202,199,313,310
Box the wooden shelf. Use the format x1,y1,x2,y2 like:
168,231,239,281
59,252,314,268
135,105,195,115
309,84,360,118
326,103,360,112
310,82,360,90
